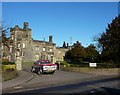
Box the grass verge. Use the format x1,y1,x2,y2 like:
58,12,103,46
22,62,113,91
60,66,119,75
2,70,18,81
22,61,34,68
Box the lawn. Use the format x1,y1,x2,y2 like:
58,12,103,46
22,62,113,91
22,61,34,68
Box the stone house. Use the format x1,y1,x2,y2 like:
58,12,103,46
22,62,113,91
6,22,68,63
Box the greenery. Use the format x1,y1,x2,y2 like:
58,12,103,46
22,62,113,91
85,44,99,62
58,61,70,67
22,61,34,68
65,41,86,63
2,61,16,72
2,70,17,81
96,15,120,65
1,25,10,49
65,42,99,64
62,41,68,48
61,66,118,75
2,65,16,71
64,15,120,67
2,62,15,65
60,61,118,68
2,62,17,81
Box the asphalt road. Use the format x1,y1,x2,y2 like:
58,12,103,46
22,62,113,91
2,68,120,95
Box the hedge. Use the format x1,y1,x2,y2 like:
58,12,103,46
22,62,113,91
60,61,119,68
2,65,16,71
2,62,15,65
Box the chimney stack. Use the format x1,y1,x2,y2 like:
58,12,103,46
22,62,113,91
23,22,28,30
49,35,52,43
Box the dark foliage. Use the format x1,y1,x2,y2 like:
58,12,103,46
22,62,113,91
2,62,15,65
65,41,86,64
85,44,100,62
62,41,67,48
65,41,100,64
1,25,10,48
97,15,120,64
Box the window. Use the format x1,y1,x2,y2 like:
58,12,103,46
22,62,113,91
43,48,46,52
1,45,3,50
35,46,39,51
35,54,39,60
23,43,25,48
42,55,46,59
11,34,14,40
18,44,20,48
22,52,24,57
49,48,53,52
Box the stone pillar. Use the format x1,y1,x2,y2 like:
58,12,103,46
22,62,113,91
16,56,22,70
52,56,56,64
16,49,22,70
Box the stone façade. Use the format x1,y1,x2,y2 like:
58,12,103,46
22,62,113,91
7,22,68,63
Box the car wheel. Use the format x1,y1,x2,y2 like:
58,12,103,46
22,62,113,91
31,67,35,73
38,69,43,75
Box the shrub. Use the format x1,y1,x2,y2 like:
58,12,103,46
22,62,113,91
2,62,15,65
66,61,119,68
97,63,119,68
2,65,16,72
56,61,71,67
58,61,68,65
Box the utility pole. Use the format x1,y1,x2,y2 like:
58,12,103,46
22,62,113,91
69,37,73,50
70,37,72,46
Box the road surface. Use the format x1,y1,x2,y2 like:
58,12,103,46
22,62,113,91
2,68,120,95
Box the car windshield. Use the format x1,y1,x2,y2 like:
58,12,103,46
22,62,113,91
41,61,50,64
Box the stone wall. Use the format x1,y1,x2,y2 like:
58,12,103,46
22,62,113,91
8,22,68,63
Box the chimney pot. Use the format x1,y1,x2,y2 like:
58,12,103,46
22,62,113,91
49,36,52,43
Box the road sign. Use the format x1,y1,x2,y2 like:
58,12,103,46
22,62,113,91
89,63,97,67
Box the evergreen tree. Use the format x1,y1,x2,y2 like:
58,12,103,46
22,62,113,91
65,41,86,63
97,15,120,64
62,41,67,48
85,44,99,62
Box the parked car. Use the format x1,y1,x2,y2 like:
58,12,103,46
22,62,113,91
31,60,57,75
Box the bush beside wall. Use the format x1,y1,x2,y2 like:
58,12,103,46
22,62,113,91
60,61,119,68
